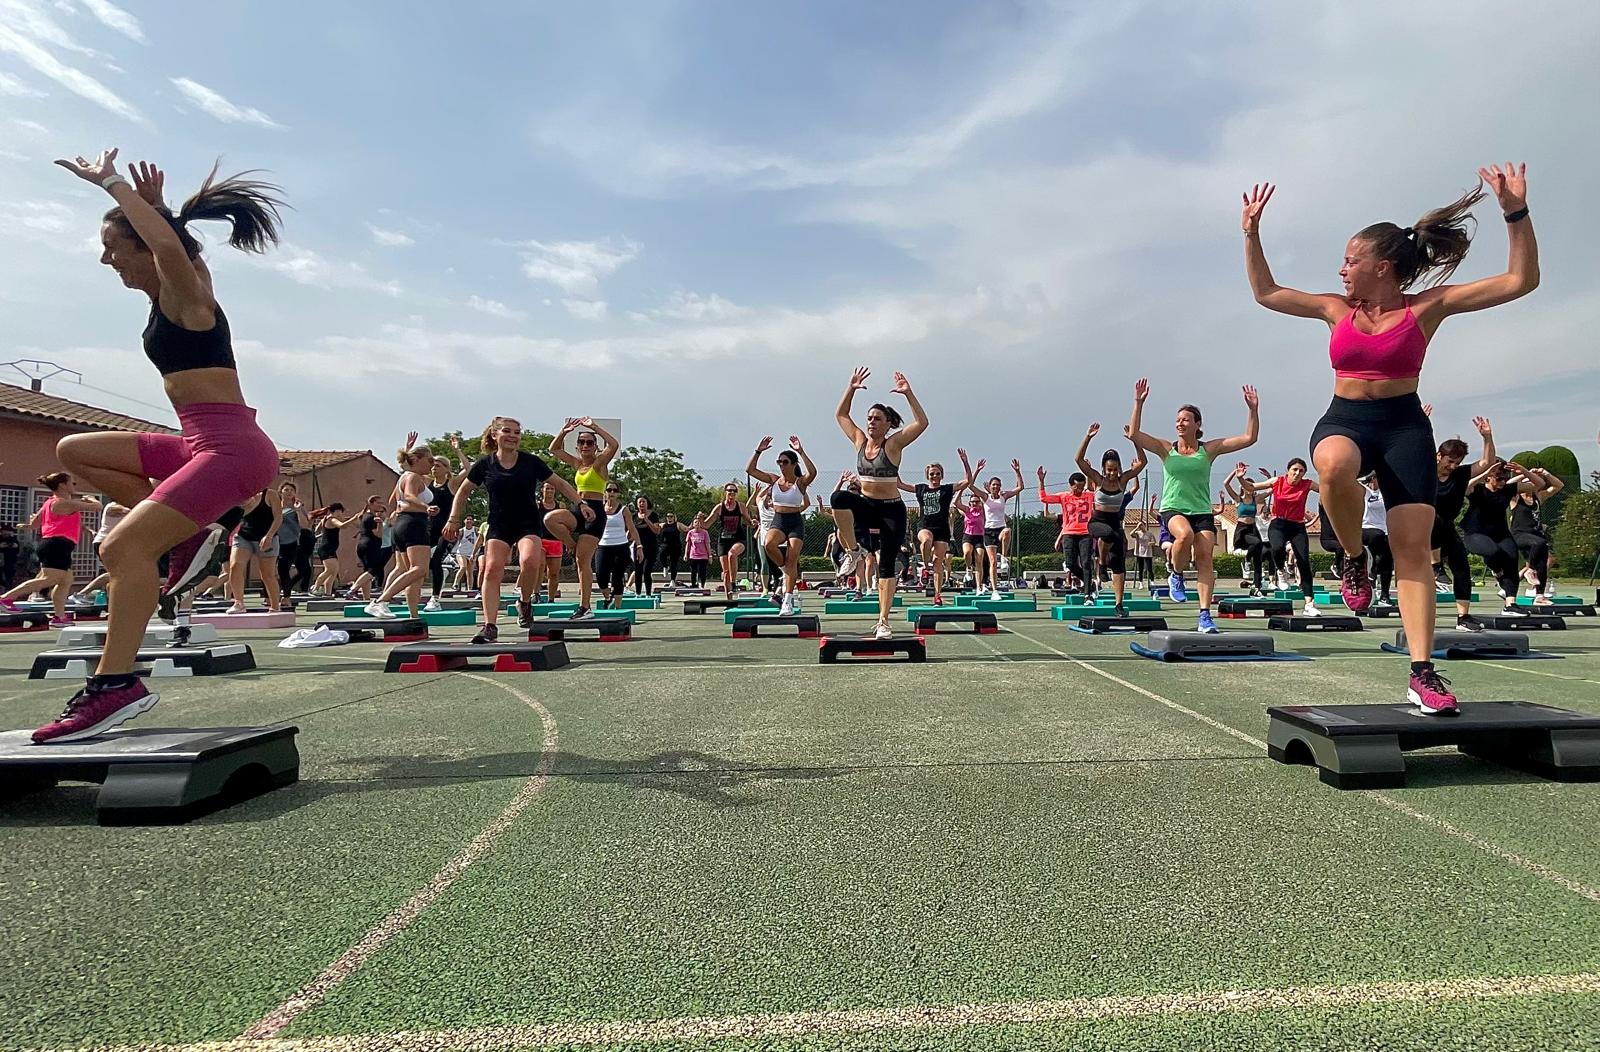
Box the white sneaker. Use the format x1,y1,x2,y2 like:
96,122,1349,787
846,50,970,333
1302,599,1320,617
364,600,396,620
779,593,794,616
990,589,1003,601
1277,572,1292,591
790,594,802,614
424,597,442,612
836,548,859,577
225,603,247,615
873,619,893,640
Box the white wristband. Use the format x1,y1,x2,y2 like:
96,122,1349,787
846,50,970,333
101,174,130,192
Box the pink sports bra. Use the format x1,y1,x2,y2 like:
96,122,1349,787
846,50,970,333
1329,299,1428,381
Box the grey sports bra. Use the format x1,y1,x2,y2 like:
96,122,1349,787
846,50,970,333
856,442,899,479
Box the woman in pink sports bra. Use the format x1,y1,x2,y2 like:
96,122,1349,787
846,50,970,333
1241,163,1539,718
0,473,101,626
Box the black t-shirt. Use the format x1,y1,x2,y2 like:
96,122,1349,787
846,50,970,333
660,522,682,551
636,511,660,553
716,502,744,538
1463,483,1515,538
469,452,552,522
1433,465,1470,522
359,512,382,546
914,483,955,524
428,483,454,542
0,533,17,555
1511,497,1543,536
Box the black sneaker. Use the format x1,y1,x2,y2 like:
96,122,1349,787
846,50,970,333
470,622,499,645
516,599,533,629
157,590,178,624
1114,604,1128,619
1457,614,1484,633
572,606,592,619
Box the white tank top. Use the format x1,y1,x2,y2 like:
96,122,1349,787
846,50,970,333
1362,488,1388,533
982,496,1008,529
770,479,806,510
600,509,630,545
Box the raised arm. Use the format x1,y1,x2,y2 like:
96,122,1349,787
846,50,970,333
1125,378,1171,459
579,417,621,469
1470,416,1496,475
836,368,869,446
1074,424,1106,488
1204,385,1261,458
1529,467,1564,500
745,438,778,486
792,436,819,489
549,419,582,468
887,372,929,451
447,436,471,489
1003,460,1025,500
1037,466,1064,506
545,473,594,523
1416,164,1538,320
955,449,976,493
1241,183,1346,324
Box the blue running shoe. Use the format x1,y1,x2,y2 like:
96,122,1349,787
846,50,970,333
1168,572,1187,604
1196,610,1219,634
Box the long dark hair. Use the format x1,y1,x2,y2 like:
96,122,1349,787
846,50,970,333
867,403,904,429
104,161,286,258
1355,186,1483,290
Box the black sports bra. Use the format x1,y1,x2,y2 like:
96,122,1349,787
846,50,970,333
143,303,237,376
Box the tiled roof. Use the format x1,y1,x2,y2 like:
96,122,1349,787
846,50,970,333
278,450,378,474
0,382,178,434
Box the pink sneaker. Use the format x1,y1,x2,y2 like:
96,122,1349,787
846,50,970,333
165,524,227,596
1407,667,1458,717
31,679,160,744
48,614,74,628
0,597,18,613
1340,553,1373,615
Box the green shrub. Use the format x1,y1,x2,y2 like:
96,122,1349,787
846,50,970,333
1553,488,1600,577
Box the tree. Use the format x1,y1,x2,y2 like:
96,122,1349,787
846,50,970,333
1552,483,1600,578
607,445,708,520
1512,444,1580,531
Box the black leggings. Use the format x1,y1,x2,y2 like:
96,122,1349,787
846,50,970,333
1362,528,1393,600
597,544,631,599
1514,530,1549,592
662,544,682,582
1232,523,1265,587
831,491,908,577
429,538,449,595
1089,515,1126,575
631,542,656,595
1463,529,1520,598
276,541,299,598
1061,533,1094,585
1135,554,1153,581
1269,519,1313,594
688,558,708,587
1431,519,1473,602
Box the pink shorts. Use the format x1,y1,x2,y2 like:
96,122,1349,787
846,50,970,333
138,403,280,527
541,538,564,560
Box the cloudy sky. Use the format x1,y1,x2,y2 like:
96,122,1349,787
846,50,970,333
2,0,1596,508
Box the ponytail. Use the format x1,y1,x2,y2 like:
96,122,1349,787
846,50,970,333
103,159,286,259
1356,185,1484,290
869,402,904,429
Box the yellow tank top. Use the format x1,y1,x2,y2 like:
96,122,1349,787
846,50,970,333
574,464,604,494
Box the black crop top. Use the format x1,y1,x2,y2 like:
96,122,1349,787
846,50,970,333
143,303,237,376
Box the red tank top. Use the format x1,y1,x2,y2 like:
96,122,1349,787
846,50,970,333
40,499,82,541
1271,478,1312,524
1328,300,1428,380
1061,492,1095,535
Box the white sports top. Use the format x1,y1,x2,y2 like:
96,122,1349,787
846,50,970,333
770,479,806,510
1362,488,1388,533
600,509,630,546
982,496,1008,530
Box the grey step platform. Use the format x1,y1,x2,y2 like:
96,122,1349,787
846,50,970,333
314,618,430,641
731,614,820,638
1268,701,1600,789
525,618,632,642
384,641,570,673
58,623,221,649
1217,598,1292,617
1267,615,1364,632
1396,628,1528,658
683,597,772,615
1487,614,1566,631
1076,616,1168,634
0,610,50,632
818,634,926,663
0,725,300,824
29,645,256,680
1143,630,1274,660
913,610,999,634
1361,603,1402,618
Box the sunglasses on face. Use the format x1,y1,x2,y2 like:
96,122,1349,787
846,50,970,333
577,439,596,446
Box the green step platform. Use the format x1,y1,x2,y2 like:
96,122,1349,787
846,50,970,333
342,605,477,626
1515,595,1585,607
616,596,662,609
1051,598,1163,620
824,598,904,613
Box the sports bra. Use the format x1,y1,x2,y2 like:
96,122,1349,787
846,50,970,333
1093,486,1124,514
574,464,604,493
856,442,899,479
770,480,806,509
1329,300,1428,381
143,303,237,376
1236,501,1257,520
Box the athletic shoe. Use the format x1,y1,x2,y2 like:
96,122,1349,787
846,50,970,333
1501,603,1523,617
424,597,442,613
516,599,533,629
226,603,247,615
32,678,159,744
1302,599,1320,617
364,601,397,620
1276,571,1292,592
837,548,860,578
1521,566,1540,587
1114,604,1128,619
1248,585,1263,598
470,622,499,644
779,593,794,616
932,595,944,606
164,525,227,598
48,615,74,628
1457,614,1485,633
873,619,894,640
0,598,17,613
1339,554,1373,615
1196,610,1219,634
1407,667,1458,716
67,593,93,608
1433,566,1449,589
1168,572,1187,604
989,589,1003,602
1496,587,1507,599
572,606,592,619
156,591,177,624
1532,594,1554,608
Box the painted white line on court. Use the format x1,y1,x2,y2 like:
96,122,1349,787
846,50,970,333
240,674,560,1039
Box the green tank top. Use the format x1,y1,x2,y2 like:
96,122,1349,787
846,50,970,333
1161,445,1213,516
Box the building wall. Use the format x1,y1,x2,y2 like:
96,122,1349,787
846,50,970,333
0,414,111,579
283,456,401,525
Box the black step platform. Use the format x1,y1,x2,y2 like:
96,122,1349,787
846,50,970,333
1396,628,1529,658
1546,604,1596,617
1487,614,1566,631
0,725,300,824
1268,615,1364,632
1268,701,1600,789
525,618,632,642
732,614,820,638
1361,603,1402,618
913,610,999,635
29,645,256,680
1077,615,1168,634
314,618,429,642
384,641,570,673
673,588,711,596
683,597,772,615
0,610,50,632
1217,598,1292,618
818,635,926,663
1140,630,1275,660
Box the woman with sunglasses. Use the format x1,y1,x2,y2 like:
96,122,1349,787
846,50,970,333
595,483,645,607
746,435,819,616
704,482,753,595
544,417,620,618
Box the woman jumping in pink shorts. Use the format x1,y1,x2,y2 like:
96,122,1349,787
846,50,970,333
37,149,286,743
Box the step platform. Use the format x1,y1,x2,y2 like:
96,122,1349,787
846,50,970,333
0,610,51,632
384,641,570,673
1389,628,1530,660
344,606,477,626
20,603,105,621
526,618,632,642
304,598,351,613
818,634,926,664
673,588,712,597
1519,601,1596,617
1073,616,1168,634
732,614,820,639
952,592,1013,607
824,598,904,613
1268,701,1600,789
722,606,780,623
192,611,297,630
1217,598,1292,618
913,610,999,635
1131,630,1283,663
684,597,772,615
0,725,300,824
1486,614,1566,631
616,596,661,610
971,597,1037,612
29,644,256,680
58,623,221,649
1267,615,1364,632
314,618,429,642
1360,602,1402,619
1050,600,1162,621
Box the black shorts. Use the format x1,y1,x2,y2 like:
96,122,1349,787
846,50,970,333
1160,510,1216,535
982,527,1003,547
38,536,75,571
92,540,105,569
858,530,880,553
392,512,431,550
486,516,542,546
718,532,746,556
1309,392,1435,509
315,537,339,560
577,498,607,539
771,511,805,540
964,532,986,549
920,520,952,544
831,489,908,577
356,541,389,578
1232,522,1262,551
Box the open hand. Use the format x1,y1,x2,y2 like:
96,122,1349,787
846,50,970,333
54,147,120,186
891,371,912,396
1241,182,1275,234
849,367,870,391
754,436,773,454
1242,384,1260,411
1473,416,1492,436
130,160,166,209
788,435,803,451
1476,163,1527,213
1133,377,1149,403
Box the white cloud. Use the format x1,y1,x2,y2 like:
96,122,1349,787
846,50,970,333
243,243,402,297
563,298,608,321
169,76,282,129
0,3,143,121
466,295,526,321
517,236,640,294
628,290,747,323
0,199,77,235
366,222,415,248
0,71,46,97
77,0,146,44
10,117,48,134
